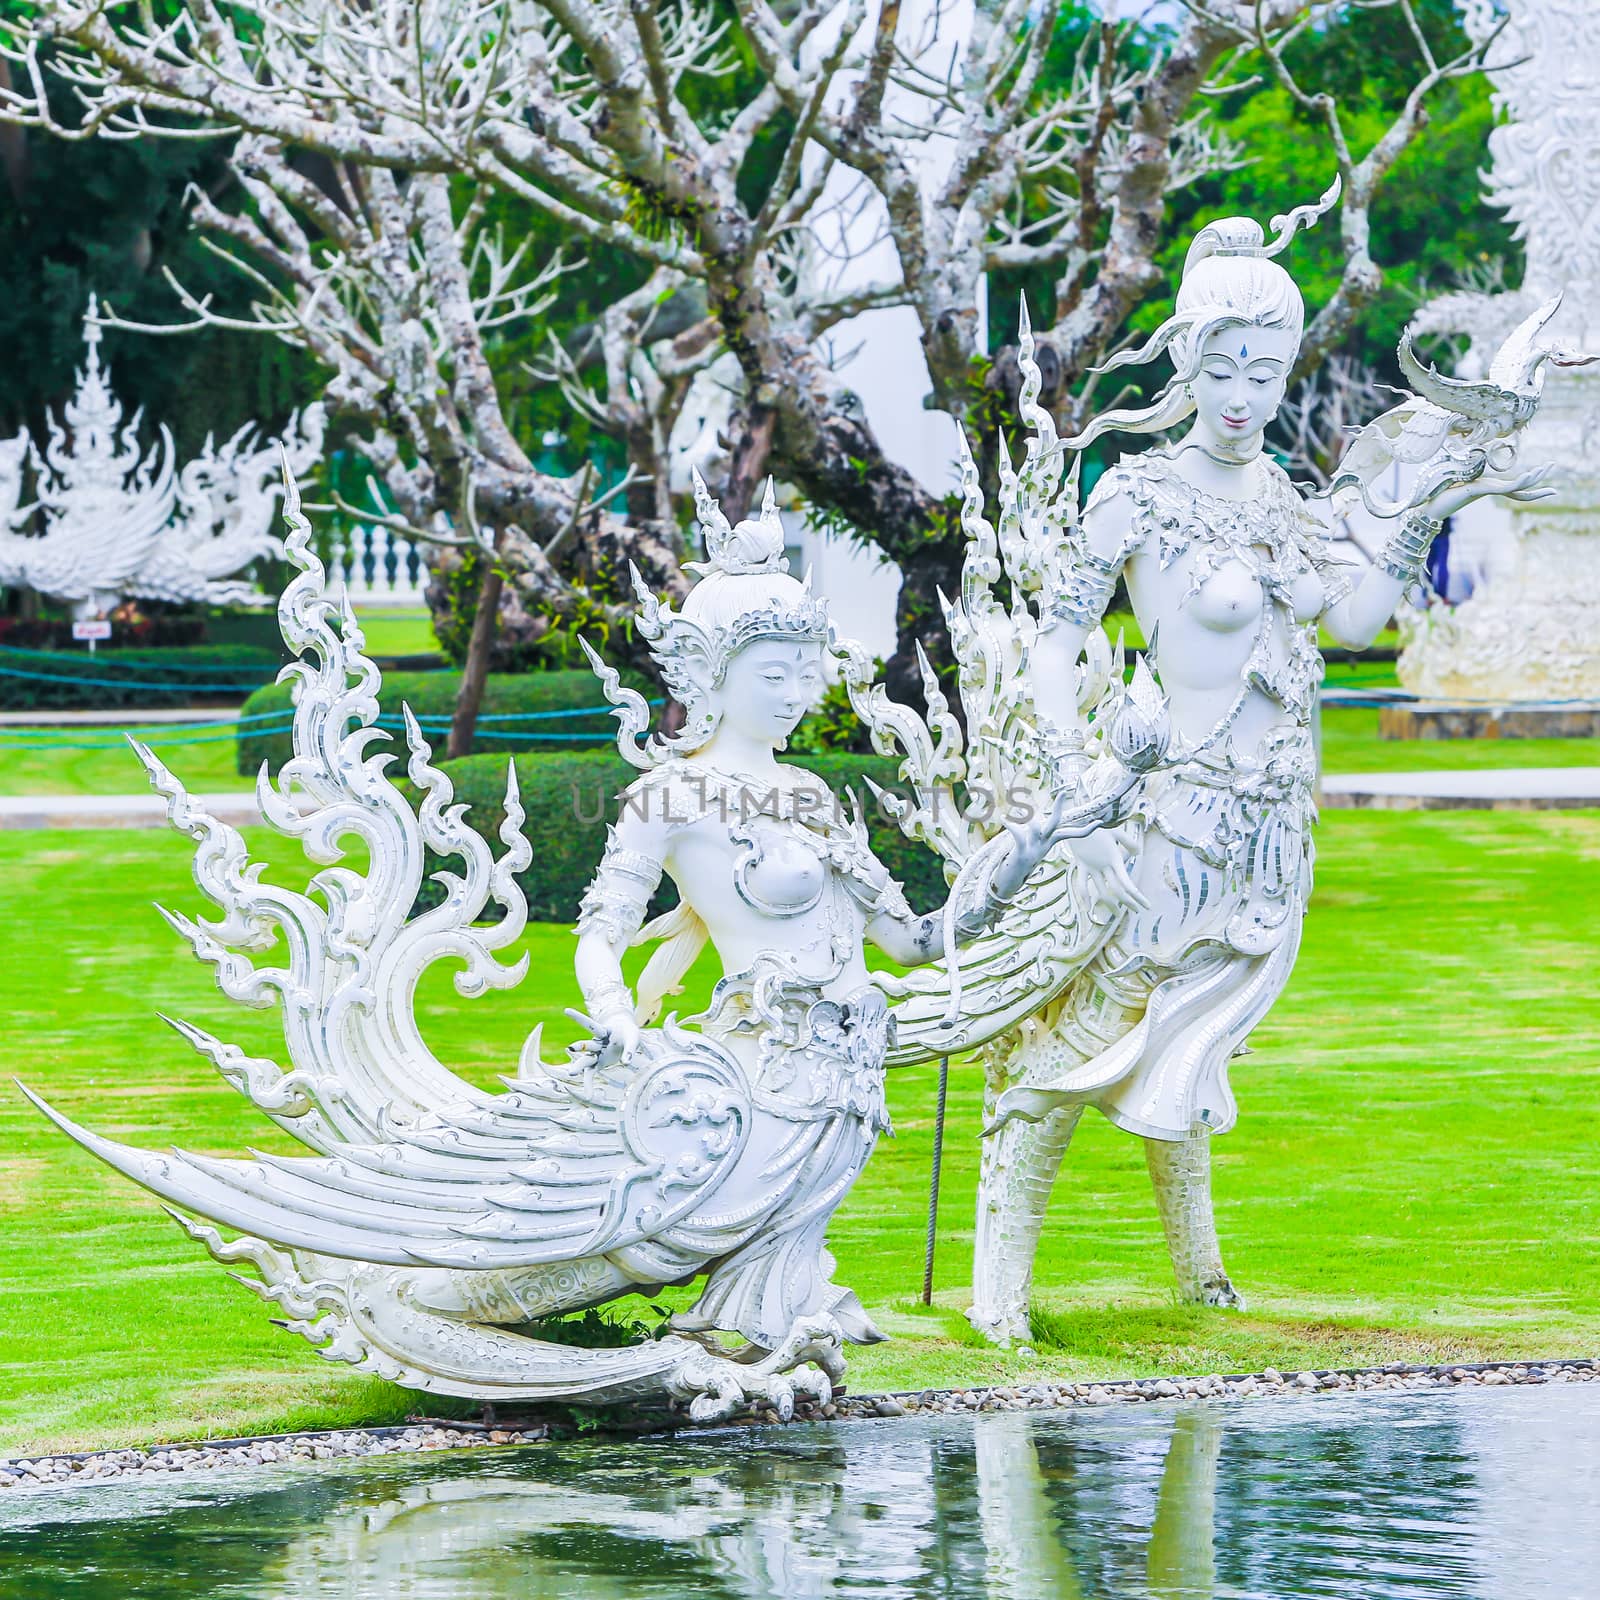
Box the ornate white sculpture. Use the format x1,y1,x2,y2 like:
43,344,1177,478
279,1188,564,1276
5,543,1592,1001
23,469,1165,1417
833,184,1549,1343
19,186,1556,1396
1397,0,1600,700
0,299,324,619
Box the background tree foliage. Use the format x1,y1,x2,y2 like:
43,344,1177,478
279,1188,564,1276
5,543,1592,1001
0,60,317,456
0,0,1518,689
995,0,1514,401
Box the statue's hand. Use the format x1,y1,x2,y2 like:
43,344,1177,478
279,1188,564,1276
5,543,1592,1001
1070,825,1148,916
1420,463,1555,523
567,1005,643,1069
995,789,1079,893
993,782,1131,900
594,1013,643,1069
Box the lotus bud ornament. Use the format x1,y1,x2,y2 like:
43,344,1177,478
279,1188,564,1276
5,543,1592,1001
1106,656,1171,774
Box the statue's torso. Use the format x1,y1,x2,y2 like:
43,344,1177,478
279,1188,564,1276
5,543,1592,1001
621,761,903,1129
1090,453,1349,762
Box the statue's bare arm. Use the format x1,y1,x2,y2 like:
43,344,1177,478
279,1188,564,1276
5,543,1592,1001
864,788,1102,967
1321,562,1413,652
1322,457,1554,651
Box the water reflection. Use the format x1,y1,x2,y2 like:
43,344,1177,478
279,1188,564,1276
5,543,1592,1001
1,1386,1591,1599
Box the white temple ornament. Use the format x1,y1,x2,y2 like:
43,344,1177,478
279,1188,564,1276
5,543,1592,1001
1392,0,1600,700
0,298,324,619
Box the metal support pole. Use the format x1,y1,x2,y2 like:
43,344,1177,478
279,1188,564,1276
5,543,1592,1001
921,1056,950,1306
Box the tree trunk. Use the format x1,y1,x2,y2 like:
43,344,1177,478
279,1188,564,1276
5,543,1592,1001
721,400,778,523
447,553,504,760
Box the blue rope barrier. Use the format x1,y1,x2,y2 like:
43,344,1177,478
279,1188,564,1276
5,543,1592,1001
0,719,620,752
0,696,662,747
470,702,664,722
0,664,276,694
0,659,662,718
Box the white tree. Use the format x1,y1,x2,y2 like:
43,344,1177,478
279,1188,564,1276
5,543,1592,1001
0,0,1499,726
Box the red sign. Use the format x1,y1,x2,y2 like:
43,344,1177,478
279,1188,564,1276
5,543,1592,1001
71,620,112,641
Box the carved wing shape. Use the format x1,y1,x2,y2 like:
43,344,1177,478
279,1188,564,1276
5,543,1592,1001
835,307,1145,1054
885,846,1118,1065
18,471,756,1269
22,1025,751,1271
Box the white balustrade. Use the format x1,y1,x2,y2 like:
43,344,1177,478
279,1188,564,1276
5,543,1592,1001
329,523,427,606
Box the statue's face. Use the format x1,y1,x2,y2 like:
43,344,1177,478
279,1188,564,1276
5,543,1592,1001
1190,323,1298,450
713,639,824,746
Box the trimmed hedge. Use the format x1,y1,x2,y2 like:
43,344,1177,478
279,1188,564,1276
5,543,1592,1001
0,644,281,711
426,748,948,925
236,668,654,777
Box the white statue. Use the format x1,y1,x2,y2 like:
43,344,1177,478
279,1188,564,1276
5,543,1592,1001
21,186,1555,1401
1396,0,1600,700
0,298,324,619
23,471,1164,1417
831,182,1550,1343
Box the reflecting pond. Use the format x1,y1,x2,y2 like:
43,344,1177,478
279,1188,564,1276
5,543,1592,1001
2,1385,1596,1599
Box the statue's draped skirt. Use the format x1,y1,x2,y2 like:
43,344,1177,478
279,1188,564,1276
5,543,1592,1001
993,755,1314,1141
652,984,891,1348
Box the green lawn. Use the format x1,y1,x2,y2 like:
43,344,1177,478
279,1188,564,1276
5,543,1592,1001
1319,706,1600,773
353,607,439,659
0,727,247,797
3,810,1598,1455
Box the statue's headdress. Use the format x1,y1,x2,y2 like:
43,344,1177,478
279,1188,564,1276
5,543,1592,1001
630,472,830,750
1183,177,1342,274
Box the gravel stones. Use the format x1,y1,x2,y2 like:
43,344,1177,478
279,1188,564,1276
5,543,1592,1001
0,1424,539,1495
792,1358,1597,1426
4,1359,1594,1495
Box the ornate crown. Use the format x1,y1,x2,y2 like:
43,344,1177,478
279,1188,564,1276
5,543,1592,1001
629,472,830,736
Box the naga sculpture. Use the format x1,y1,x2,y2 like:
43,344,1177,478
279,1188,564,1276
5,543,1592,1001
22,472,1164,1417
0,298,323,619
835,181,1552,1343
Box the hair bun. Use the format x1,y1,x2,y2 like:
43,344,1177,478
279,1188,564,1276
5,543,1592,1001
718,510,787,575
1182,177,1341,278
1184,218,1265,276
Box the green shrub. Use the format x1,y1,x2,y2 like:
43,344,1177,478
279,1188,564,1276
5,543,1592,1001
429,748,950,925
236,668,654,777
0,644,280,711
785,675,873,755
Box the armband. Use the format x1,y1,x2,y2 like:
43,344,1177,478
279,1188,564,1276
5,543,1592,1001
1376,512,1443,585
575,829,663,944
583,977,635,1022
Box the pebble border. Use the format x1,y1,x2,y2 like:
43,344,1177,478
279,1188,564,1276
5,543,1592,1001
3,1356,1593,1493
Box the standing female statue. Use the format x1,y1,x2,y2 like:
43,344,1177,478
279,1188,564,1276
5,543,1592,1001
849,182,1554,1343
24,474,1158,1416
